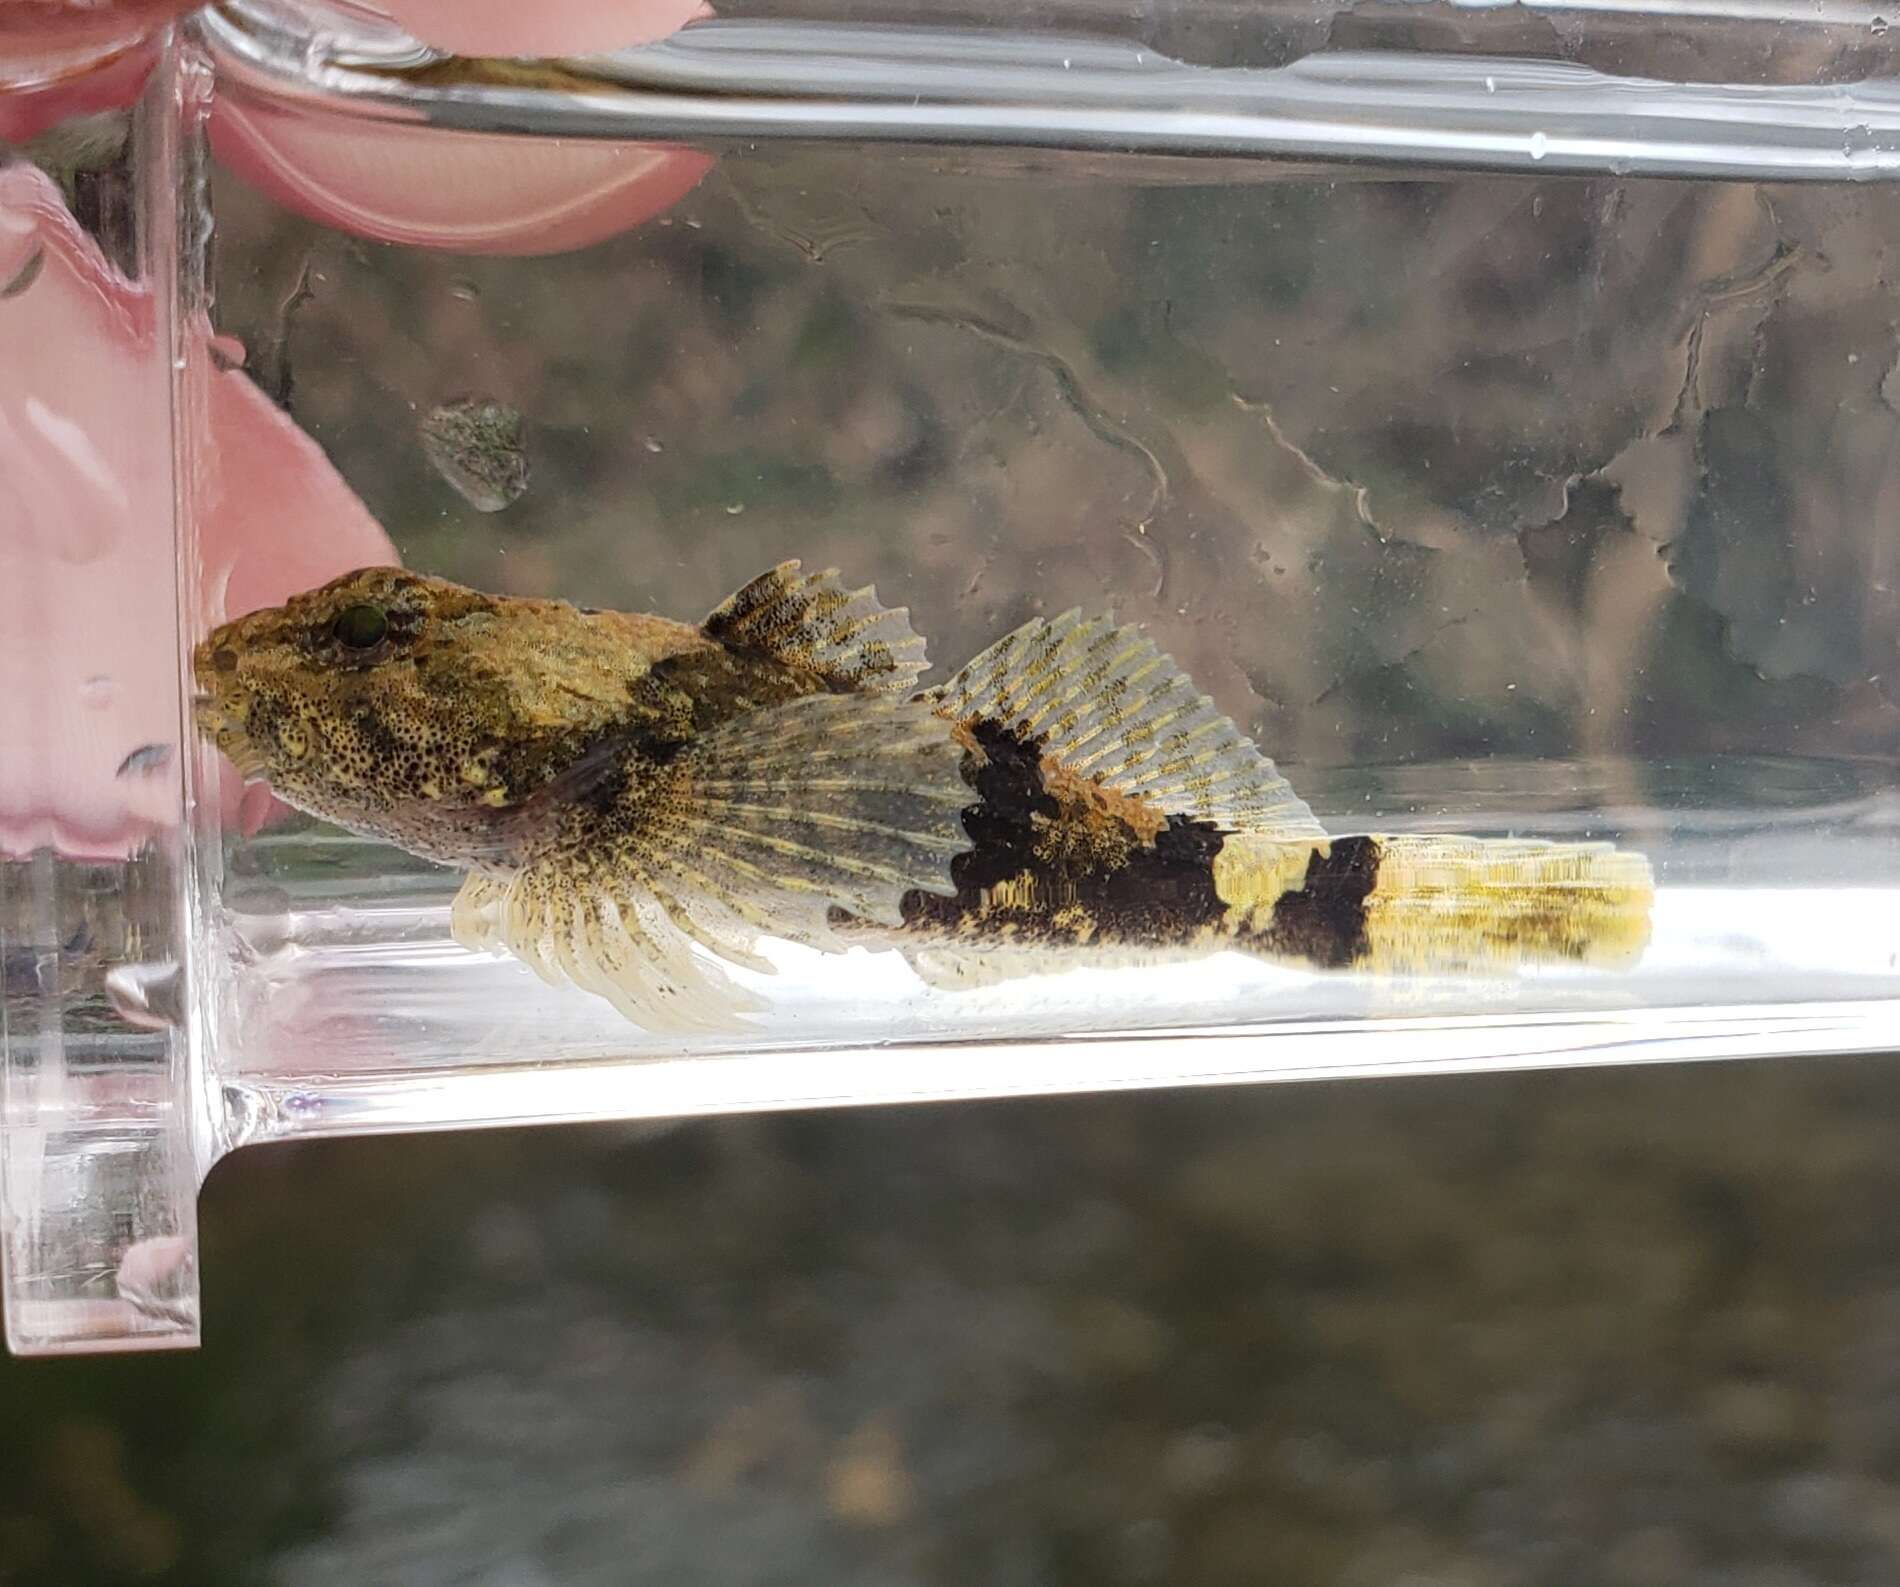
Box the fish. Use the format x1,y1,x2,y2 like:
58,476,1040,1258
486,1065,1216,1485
192,560,1654,1030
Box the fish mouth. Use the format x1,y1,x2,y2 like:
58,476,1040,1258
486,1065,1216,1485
191,629,276,779
189,689,228,737
190,690,270,780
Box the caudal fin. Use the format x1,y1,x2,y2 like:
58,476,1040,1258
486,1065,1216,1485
1356,835,1654,973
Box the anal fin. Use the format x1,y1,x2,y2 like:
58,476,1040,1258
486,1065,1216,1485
904,940,1223,993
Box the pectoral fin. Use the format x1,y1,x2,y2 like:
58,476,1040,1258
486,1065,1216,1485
451,867,767,1032
450,691,972,1030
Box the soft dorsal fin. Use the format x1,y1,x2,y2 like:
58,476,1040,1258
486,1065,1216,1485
704,560,930,696
923,610,1325,839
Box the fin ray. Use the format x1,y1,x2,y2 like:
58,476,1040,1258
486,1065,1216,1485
904,940,1221,993
1360,835,1654,973
926,612,1325,839
448,691,970,1028
704,560,929,695
662,692,970,936
450,865,765,1032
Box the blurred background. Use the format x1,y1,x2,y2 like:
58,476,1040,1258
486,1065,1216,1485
8,1058,1900,1586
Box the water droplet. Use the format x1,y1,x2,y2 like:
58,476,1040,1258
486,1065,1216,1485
449,276,480,302
419,396,529,513
79,675,115,709
1483,75,1497,93
725,502,746,516
1529,130,1549,160
643,436,664,454
1873,14,1889,33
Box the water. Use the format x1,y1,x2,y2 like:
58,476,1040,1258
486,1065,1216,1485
7,1,1900,1351
218,757,1900,1143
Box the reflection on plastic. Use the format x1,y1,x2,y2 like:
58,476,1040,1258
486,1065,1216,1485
0,163,396,859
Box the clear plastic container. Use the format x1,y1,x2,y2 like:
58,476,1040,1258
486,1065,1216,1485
6,0,1900,1354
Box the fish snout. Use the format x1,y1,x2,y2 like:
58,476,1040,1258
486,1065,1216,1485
189,625,249,728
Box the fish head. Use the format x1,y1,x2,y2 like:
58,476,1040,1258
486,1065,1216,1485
191,566,525,854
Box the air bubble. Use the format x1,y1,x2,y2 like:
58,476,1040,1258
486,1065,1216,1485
1843,124,1878,168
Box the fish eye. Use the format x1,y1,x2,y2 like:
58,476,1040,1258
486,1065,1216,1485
332,603,389,650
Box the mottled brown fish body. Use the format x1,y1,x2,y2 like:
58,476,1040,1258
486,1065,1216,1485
191,566,913,871
193,569,726,865
892,715,1653,977
193,559,1655,1030
196,561,981,1029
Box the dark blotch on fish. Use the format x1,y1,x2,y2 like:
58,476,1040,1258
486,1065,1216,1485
902,718,1231,946
1260,837,1382,967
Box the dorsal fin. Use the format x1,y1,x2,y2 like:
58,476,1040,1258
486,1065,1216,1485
703,560,929,696
923,610,1325,839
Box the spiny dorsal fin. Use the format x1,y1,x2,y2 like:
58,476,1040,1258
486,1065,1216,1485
923,610,1325,839
704,560,929,696
450,692,971,1031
